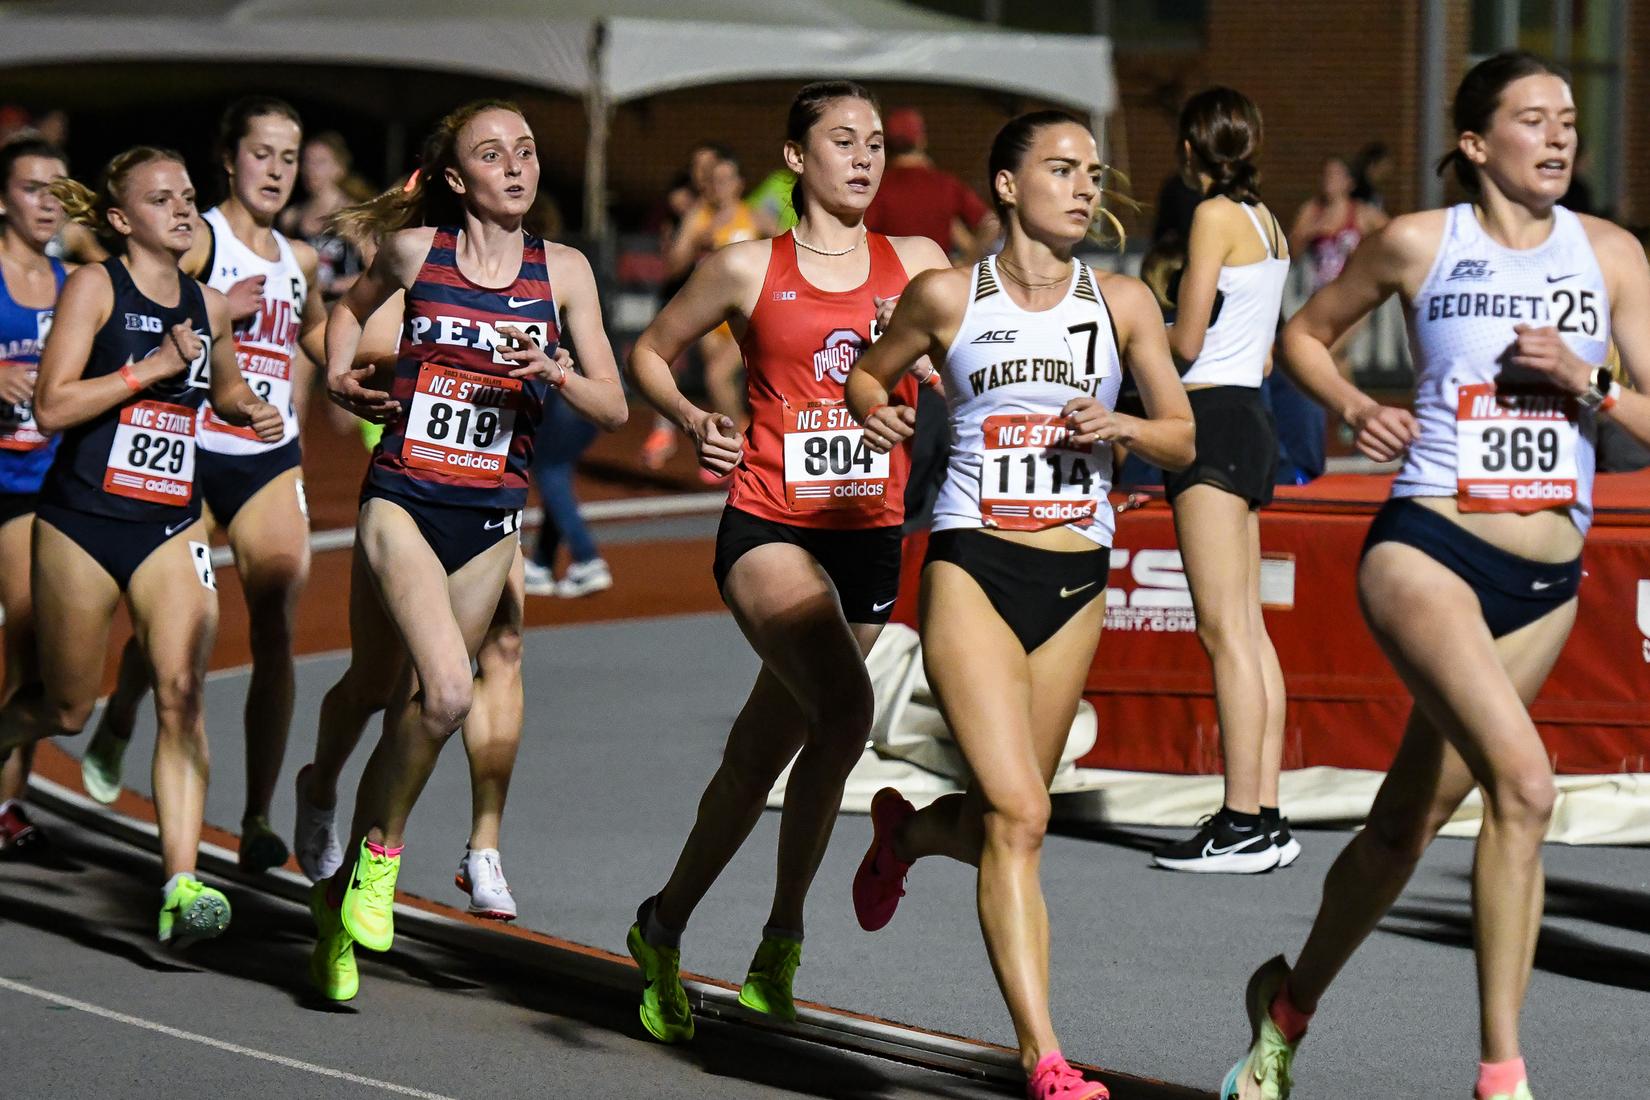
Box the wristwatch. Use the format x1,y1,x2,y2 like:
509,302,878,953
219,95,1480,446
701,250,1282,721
1575,365,1614,413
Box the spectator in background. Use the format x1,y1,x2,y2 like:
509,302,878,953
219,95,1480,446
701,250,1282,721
1350,140,1394,211
745,166,798,234
864,107,998,262
278,131,375,301
1151,172,1202,246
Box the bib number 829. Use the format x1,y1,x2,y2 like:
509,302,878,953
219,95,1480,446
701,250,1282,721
424,401,502,449
802,433,875,477
128,432,188,474
1480,425,1559,473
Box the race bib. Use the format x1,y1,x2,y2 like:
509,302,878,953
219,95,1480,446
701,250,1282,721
104,400,196,505
1455,382,1580,513
0,361,47,452
782,397,890,512
402,362,520,484
200,345,292,441
978,413,1100,531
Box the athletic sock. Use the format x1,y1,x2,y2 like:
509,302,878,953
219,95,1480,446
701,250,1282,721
762,923,803,944
1223,807,1264,831
160,872,192,901
1475,1057,1526,1099
365,839,403,859
1268,976,1312,1043
638,896,682,949
1259,805,1281,828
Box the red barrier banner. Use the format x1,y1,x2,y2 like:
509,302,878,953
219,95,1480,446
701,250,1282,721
897,473,1650,776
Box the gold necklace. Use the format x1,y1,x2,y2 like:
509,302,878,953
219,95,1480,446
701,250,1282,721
996,255,1072,289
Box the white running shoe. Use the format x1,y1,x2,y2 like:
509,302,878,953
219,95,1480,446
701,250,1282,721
292,765,343,883
80,718,129,806
555,558,612,598
455,847,517,921
523,559,557,598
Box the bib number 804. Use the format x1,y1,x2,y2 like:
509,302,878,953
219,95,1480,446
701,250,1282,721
1480,425,1559,473
802,433,875,477
424,402,502,449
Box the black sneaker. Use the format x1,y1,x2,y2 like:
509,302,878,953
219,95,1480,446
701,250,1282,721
1271,817,1302,868
1153,810,1279,874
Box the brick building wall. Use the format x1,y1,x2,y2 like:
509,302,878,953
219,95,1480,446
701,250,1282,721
1621,0,1650,227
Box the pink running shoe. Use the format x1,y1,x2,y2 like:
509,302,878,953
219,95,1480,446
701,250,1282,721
641,423,677,470
1027,1052,1109,1100
852,787,915,931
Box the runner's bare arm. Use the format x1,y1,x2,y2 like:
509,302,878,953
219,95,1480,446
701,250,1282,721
1094,275,1194,468
1168,199,1234,365
34,264,170,433
202,286,282,440
1282,213,1438,460
847,267,963,453
528,245,627,431
294,239,329,367
324,227,431,420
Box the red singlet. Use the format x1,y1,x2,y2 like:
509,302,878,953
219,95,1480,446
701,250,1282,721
728,231,918,530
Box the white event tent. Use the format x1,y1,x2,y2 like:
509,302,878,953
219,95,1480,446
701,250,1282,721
0,0,1116,236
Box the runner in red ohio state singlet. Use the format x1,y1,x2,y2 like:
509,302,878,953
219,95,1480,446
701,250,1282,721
728,229,918,530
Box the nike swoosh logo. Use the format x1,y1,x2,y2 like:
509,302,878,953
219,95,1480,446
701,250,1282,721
1545,273,1580,283
164,518,191,537
483,517,512,531
1060,581,1097,598
871,598,897,613
506,296,542,308
1203,837,1265,858
1531,579,1557,591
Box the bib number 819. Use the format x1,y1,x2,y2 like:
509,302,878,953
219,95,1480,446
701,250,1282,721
424,402,501,449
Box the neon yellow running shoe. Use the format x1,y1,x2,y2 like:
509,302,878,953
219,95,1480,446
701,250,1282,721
1220,955,1300,1100
158,874,231,946
1484,1084,1535,1100
308,882,358,1001
340,840,399,953
737,935,802,1023
626,923,694,1043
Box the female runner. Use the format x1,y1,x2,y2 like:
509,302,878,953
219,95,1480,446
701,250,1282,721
306,100,626,1001
0,135,70,854
291,201,573,923
1151,88,1296,875
82,97,327,876
846,110,1193,1100
623,80,947,1042
1220,52,1650,1100
0,146,280,941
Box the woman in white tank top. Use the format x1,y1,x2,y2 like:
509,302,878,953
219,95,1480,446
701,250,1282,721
1221,53,1650,1100
82,98,329,876
846,112,1192,1100
1153,88,1298,876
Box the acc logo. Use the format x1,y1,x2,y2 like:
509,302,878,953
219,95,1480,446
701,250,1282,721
812,327,865,384
1446,259,1492,281
1638,580,1649,663
971,329,1018,344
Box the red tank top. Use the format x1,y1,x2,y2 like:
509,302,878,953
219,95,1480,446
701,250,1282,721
728,231,918,530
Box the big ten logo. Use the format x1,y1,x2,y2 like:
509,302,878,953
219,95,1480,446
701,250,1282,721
1638,580,1650,663
812,328,865,384
795,404,857,431
125,313,163,333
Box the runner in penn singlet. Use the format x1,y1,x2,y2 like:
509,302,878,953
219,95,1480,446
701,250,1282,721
624,80,948,1044
0,147,280,946
1220,52,1650,1100
0,136,69,856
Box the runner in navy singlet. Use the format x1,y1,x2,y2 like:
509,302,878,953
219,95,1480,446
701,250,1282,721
0,147,281,944
304,101,626,1002
0,136,71,856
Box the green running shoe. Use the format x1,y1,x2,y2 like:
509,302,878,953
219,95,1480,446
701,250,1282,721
1485,1085,1535,1100
340,840,400,953
80,722,128,806
1220,955,1300,1099
737,934,802,1023
626,923,694,1043
308,882,358,1001
239,816,290,874
158,874,231,946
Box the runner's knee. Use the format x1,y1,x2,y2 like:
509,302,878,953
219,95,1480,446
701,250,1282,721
982,789,1051,853
151,669,206,731
477,624,523,676
416,673,473,737
1482,764,1556,835
1364,803,1436,866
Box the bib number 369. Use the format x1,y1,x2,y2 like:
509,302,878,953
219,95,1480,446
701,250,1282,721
1456,382,1580,513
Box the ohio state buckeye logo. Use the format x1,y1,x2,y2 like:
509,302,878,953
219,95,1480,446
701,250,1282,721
811,327,866,384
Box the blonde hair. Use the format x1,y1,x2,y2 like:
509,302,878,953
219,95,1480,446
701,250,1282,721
49,146,186,253
1089,164,1138,250
328,99,527,243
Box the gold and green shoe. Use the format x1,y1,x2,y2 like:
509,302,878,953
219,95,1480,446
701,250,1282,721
626,923,694,1043
1220,955,1300,1099
158,874,231,946
340,839,400,953
309,882,358,1001
737,934,802,1023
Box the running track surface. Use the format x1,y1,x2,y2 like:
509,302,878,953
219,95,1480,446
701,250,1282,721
5,414,1649,1099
